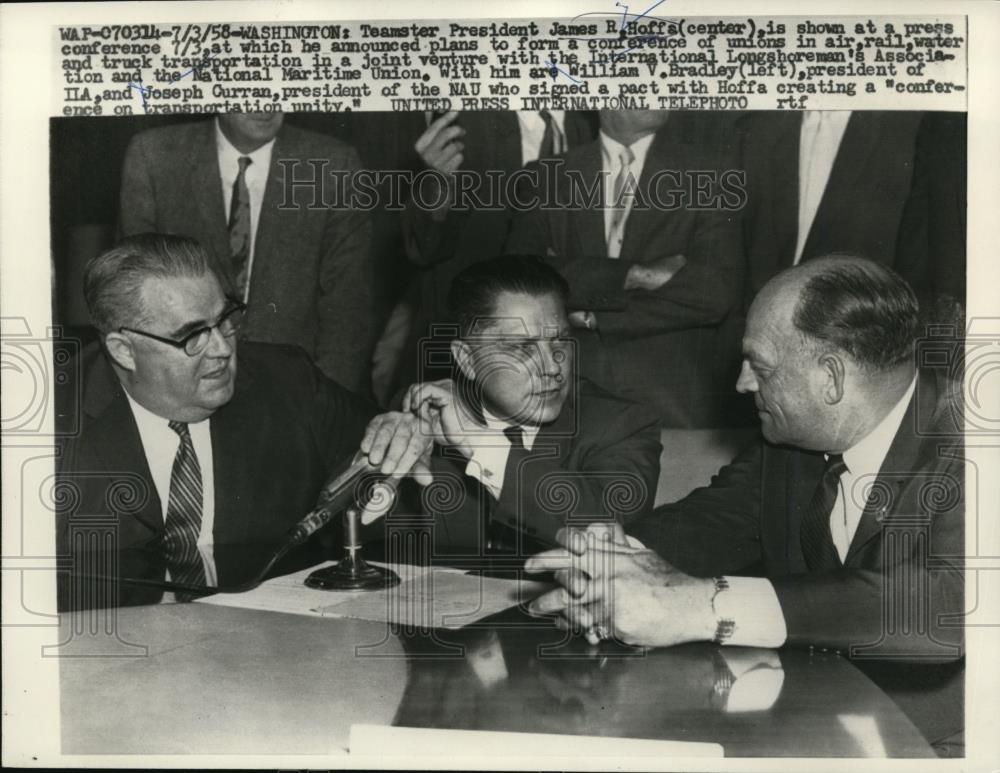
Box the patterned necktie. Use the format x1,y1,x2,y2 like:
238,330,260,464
800,453,848,571
228,156,253,299
162,421,206,596
538,110,563,158
607,146,635,258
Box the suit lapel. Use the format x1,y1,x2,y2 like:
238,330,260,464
249,128,301,309
802,113,882,260
567,144,606,258
619,129,677,258
845,373,934,564
82,356,163,537
187,122,233,287
774,113,802,268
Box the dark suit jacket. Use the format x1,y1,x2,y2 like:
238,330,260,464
505,125,745,428
740,111,922,297
422,379,662,554
119,120,375,393
630,368,964,660
55,341,375,605
389,111,597,395
894,112,967,307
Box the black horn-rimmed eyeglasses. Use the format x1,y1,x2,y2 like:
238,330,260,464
119,301,247,356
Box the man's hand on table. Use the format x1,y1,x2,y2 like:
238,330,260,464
525,523,717,648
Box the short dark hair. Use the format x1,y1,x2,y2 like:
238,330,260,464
792,257,919,371
447,255,570,336
83,233,217,333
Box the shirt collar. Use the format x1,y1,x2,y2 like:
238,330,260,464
517,110,566,133
123,387,211,431
599,129,656,172
481,406,541,450
839,375,917,475
214,118,276,179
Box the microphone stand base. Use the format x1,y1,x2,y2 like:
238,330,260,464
304,554,401,591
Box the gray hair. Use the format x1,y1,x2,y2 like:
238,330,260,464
83,233,217,333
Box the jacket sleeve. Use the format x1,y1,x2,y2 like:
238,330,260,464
628,440,764,577
588,211,745,341
493,401,663,545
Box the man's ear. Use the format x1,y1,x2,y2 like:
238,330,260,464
818,353,846,405
451,339,476,382
104,332,137,373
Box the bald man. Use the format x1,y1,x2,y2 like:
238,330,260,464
526,256,964,749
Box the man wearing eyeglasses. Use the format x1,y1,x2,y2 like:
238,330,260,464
55,233,427,609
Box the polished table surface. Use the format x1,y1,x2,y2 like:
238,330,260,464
58,600,935,758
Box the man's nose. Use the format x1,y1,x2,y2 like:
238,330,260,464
537,341,564,375
735,360,757,394
205,326,235,358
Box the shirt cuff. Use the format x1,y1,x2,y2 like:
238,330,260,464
464,445,509,500
715,576,787,648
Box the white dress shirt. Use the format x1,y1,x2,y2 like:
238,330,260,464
831,375,917,560
794,111,852,264
215,118,276,301
123,391,217,586
717,374,918,648
516,110,567,165
599,130,656,258
463,408,542,500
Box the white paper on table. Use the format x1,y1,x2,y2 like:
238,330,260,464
348,724,724,758
196,562,549,629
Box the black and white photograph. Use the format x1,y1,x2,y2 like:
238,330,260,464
2,1,997,769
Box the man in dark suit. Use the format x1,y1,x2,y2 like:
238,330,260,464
740,111,922,297
119,113,375,393
526,257,964,750
379,110,597,402
504,110,745,427
372,255,662,556
56,234,427,608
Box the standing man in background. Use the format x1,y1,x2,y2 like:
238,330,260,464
119,112,376,394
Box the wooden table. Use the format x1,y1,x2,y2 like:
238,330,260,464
58,601,934,758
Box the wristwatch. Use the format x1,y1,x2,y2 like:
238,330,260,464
710,576,736,645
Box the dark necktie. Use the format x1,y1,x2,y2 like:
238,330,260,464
800,453,847,572
484,426,529,554
538,110,562,158
228,156,253,299
161,421,206,597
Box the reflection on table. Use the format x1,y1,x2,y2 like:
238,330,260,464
58,600,935,758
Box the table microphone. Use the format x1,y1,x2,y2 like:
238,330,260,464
96,451,392,598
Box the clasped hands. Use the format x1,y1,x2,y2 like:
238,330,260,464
525,523,717,648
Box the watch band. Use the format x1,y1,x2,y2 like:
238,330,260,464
710,576,735,645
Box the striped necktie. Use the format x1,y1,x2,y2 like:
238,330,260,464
161,421,206,596
607,146,635,258
228,155,253,299
800,453,847,571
